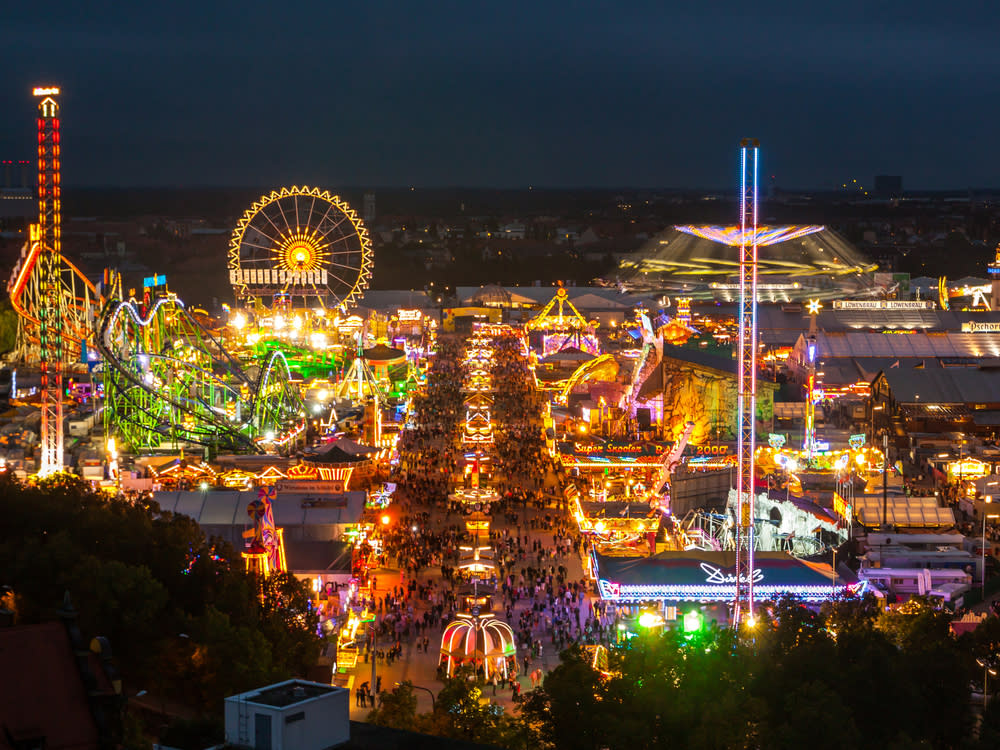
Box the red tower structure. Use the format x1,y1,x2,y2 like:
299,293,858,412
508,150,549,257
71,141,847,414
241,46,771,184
34,86,64,475
734,139,759,627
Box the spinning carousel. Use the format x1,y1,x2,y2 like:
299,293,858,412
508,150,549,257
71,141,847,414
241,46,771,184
439,588,517,680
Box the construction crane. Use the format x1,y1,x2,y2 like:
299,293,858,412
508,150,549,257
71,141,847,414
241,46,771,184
734,139,759,628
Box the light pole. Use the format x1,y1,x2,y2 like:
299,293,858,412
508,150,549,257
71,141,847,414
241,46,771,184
368,616,378,695
831,546,837,597
983,511,999,597
881,431,890,530
978,657,997,709
958,436,966,502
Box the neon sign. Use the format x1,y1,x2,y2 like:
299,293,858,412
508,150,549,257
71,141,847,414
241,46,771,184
699,563,764,585
832,300,935,310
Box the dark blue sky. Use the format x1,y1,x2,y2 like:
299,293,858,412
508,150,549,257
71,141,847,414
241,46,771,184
3,1,999,188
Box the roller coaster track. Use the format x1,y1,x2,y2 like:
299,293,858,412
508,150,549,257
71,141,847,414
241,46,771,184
7,237,104,363
98,296,304,453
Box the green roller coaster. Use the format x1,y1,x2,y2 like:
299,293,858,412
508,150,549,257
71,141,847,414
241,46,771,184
99,295,305,453
249,338,343,381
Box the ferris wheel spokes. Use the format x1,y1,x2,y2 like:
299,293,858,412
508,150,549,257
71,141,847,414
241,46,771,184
229,186,373,310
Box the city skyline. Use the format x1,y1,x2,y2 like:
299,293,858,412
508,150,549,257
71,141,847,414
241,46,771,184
2,1,999,189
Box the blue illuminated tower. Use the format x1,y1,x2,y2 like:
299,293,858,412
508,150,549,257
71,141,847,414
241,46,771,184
734,139,759,628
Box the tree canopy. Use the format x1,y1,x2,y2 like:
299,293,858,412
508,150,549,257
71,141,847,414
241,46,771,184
373,596,987,750
0,473,321,712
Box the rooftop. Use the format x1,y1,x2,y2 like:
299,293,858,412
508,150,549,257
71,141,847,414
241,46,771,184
237,679,342,708
813,331,1000,359
880,366,1000,404
0,621,112,750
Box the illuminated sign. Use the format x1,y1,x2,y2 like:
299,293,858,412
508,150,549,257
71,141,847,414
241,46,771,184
946,458,988,480
32,87,60,96
229,268,329,286
560,441,668,460
595,551,853,603
143,274,167,289
596,579,853,603
699,563,763,585
961,322,1000,333
832,300,935,310
690,444,731,456
397,308,423,321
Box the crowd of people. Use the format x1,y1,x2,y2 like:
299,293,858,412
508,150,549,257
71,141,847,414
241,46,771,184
394,338,465,503
490,334,553,491
358,327,628,712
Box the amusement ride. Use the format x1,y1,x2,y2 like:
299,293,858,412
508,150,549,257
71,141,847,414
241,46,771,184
229,186,373,313
4,84,873,655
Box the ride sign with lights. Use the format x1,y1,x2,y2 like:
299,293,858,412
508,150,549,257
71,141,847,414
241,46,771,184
594,550,855,602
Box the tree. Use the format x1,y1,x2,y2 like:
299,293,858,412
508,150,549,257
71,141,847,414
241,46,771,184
179,605,276,711
67,556,169,670
367,681,418,730
756,679,861,749
519,646,606,750
820,592,881,638
877,596,954,652
397,667,527,748
0,474,322,716
519,597,973,749
256,572,322,677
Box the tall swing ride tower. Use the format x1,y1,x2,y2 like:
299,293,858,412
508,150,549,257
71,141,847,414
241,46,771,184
734,139,759,627
34,86,64,475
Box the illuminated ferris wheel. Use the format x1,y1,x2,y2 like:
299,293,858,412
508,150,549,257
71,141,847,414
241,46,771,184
229,186,373,310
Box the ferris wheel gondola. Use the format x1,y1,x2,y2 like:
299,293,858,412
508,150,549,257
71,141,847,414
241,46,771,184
229,186,373,311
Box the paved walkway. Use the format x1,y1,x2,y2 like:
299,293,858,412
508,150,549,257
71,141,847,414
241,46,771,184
345,501,589,720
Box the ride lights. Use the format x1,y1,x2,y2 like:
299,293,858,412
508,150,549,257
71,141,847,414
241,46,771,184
682,609,703,634
637,611,664,629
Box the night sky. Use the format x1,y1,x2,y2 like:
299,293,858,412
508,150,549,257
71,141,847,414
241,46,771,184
3,1,999,189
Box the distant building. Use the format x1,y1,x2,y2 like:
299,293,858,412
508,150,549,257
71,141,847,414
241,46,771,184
498,222,525,240
875,175,903,199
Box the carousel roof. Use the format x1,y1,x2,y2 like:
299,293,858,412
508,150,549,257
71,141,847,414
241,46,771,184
362,344,407,362
301,444,369,465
